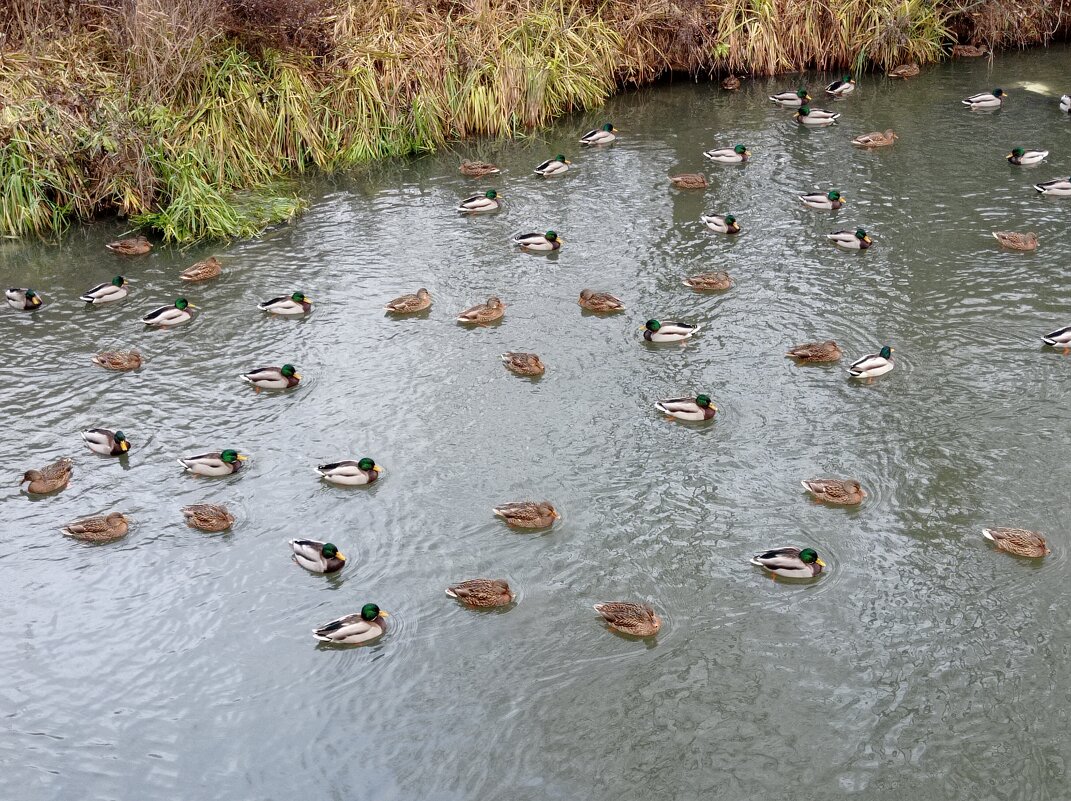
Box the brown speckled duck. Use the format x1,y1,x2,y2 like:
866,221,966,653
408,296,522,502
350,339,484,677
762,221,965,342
384,288,431,314
446,579,516,607
457,296,505,324
106,236,151,256
182,504,236,532
493,501,559,529
992,231,1038,251
180,256,222,282
682,271,732,292
578,289,624,312
887,63,920,78
460,160,500,177
593,602,662,637
982,528,1050,558
802,478,866,505
92,350,142,371
62,512,129,543
786,341,842,363
670,173,708,189
501,352,545,376
21,457,73,494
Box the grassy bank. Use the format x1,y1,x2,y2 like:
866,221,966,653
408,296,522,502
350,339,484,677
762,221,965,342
0,0,1067,242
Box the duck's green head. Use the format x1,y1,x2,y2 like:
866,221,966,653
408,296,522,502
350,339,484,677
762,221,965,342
734,144,747,155
281,363,298,378
545,230,559,241
855,228,868,240
725,214,737,225
798,106,811,115
696,394,713,408
26,289,41,305
175,297,189,310
1010,147,1025,158
322,542,344,561
993,88,1004,97
361,602,388,621
602,123,615,132
843,75,853,83
112,276,126,287
799,548,820,564
555,154,569,163
646,319,661,332
357,457,381,473
796,88,809,99
879,345,894,359
828,190,842,201
221,449,242,463
485,189,498,199
290,291,309,302
115,430,129,452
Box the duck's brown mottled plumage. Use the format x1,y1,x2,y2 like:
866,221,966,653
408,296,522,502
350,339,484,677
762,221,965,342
852,130,898,148
182,504,236,532
887,63,920,78
786,340,842,363
457,296,505,324
385,287,431,313
501,352,545,376
992,231,1038,251
802,478,865,505
682,271,732,292
670,173,708,189
92,350,142,371
446,579,516,607
721,75,742,90
593,602,662,637
493,501,559,529
106,236,151,256
953,44,988,58
62,512,129,543
180,256,222,282
578,289,625,312
983,528,1050,558
460,160,500,177
21,457,73,494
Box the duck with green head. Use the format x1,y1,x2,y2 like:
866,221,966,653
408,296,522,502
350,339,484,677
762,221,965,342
80,275,128,304
241,363,301,391
258,291,312,316
178,448,248,476
6,288,43,311
534,154,571,176
290,539,347,573
316,457,382,486
1006,147,1049,166
700,213,740,234
313,603,389,644
655,394,717,421
143,297,196,326
794,106,841,126
962,88,1005,110
580,122,617,145
643,319,700,343
828,228,872,249
848,345,894,378
751,547,826,578
81,428,130,456
800,190,845,210
457,189,502,213
513,230,561,252
770,88,811,107
703,144,750,164
825,75,855,96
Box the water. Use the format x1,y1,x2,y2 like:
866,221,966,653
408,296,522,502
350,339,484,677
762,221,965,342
4,46,1071,801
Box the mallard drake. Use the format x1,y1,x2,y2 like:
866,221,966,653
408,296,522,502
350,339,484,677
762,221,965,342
982,528,1050,558
1040,325,1071,352
446,579,516,607
312,603,389,644
457,296,505,323
457,189,502,213
258,292,312,315
655,394,717,421
578,289,624,312
580,123,617,145
81,428,130,456
670,173,708,189
643,319,700,343
593,602,661,637
769,88,810,107
825,75,855,95
1034,176,1071,196
703,144,750,164
513,231,561,252
502,352,545,376
290,539,347,573
182,504,235,532
828,229,872,249
700,213,740,234
953,44,988,57
682,271,732,291
887,63,920,79
21,456,73,494
794,106,840,126
80,276,127,304
385,287,431,313
852,130,898,148
750,547,825,578
142,298,196,327
962,89,1005,110
316,458,382,486
721,75,742,90
992,231,1038,251
6,288,43,310
535,155,571,176
786,340,842,362
1060,95,1071,113
178,450,247,476
493,501,559,529
241,364,301,391
848,345,894,378
800,190,845,210
106,236,151,255
802,478,865,505
92,350,142,371
63,512,129,543
460,160,500,177
180,256,222,282
1006,147,1049,166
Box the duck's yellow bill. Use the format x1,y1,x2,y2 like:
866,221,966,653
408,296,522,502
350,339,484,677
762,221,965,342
237,454,249,461
378,610,390,618
293,374,302,380
373,465,384,473
816,558,827,567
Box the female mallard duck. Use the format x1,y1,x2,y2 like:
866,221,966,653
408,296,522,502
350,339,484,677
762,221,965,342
825,75,855,96
241,364,301,391
682,271,732,291
142,298,196,327
81,428,130,456
848,345,894,378
493,501,559,529
580,123,617,145
593,602,661,637
180,256,222,282
982,528,1050,558
703,144,750,164
258,292,312,315
446,579,516,607
1041,325,1071,352
887,63,920,79
457,296,505,324
182,504,235,532
800,190,845,210
1006,147,1049,166
6,288,43,310
721,74,741,90
578,289,624,312
828,229,872,249
80,276,127,304
992,231,1038,251
962,88,1005,110
290,539,347,573
457,189,502,213
460,160,500,177
1034,176,1071,196
316,457,382,486
313,603,389,644
513,231,561,252
502,352,545,376
852,130,898,148
786,340,842,363
21,457,73,494
1061,95,1071,113
385,287,431,313
802,478,866,505
953,44,988,58
769,88,810,107
535,155,571,177
62,512,129,543
670,173,707,189
794,106,840,126
179,449,248,476
644,319,700,343
655,394,716,421
751,547,825,578
92,350,142,371
106,235,151,255
700,213,740,234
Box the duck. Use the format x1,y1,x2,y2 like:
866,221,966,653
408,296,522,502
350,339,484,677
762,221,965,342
92,350,142,371
982,528,1050,558
446,579,516,607
180,256,222,282
142,298,196,326
655,394,717,421
670,173,708,189
106,235,151,255
847,345,894,378
786,340,842,363
6,288,43,310
312,603,389,644
512,230,561,252
962,88,1005,109
182,504,235,532
700,213,740,234
1034,176,1071,196
828,229,872,249
593,602,662,637
825,75,855,96
1040,325,1071,352
81,428,130,456
992,231,1038,251
290,539,347,573
80,276,128,304
457,189,502,213
384,287,431,313
578,289,624,312
62,512,129,543
1060,95,1071,113
316,458,382,486
682,271,732,291
887,63,919,78
953,44,988,57
240,364,301,391
580,123,617,145
800,190,845,210
258,292,312,315
802,478,866,505
769,88,810,107
493,501,559,529
703,144,750,164
457,296,505,323
21,456,73,494
1006,147,1048,166
460,160,500,177
501,352,545,376
851,130,898,148
178,449,248,476
643,319,699,343
534,155,571,176
750,547,825,578
794,106,840,126
721,74,742,90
